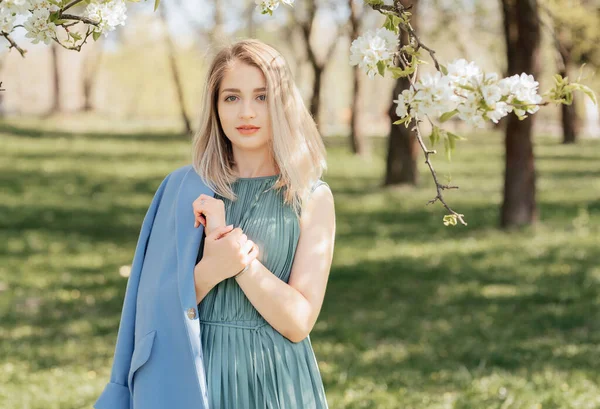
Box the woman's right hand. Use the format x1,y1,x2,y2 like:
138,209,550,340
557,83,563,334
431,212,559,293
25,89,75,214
196,224,260,283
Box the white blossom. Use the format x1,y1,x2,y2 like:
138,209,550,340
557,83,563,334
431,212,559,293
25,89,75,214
0,8,18,33
393,89,415,118
84,0,127,38
3,0,30,14
446,58,483,86
255,0,294,15
27,0,60,13
391,57,544,127
412,71,458,117
498,73,543,117
23,7,57,45
349,27,398,79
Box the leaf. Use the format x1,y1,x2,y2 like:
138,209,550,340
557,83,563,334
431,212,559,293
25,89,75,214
572,83,598,105
388,66,415,79
443,135,452,161
383,15,402,34
154,0,160,12
365,0,385,5
377,60,387,77
393,116,411,126
93,30,101,41
429,125,440,147
439,109,458,123
447,131,466,143
440,64,448,76
443,214,458,226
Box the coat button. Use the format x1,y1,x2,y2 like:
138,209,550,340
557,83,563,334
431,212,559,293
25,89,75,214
187,307,197,320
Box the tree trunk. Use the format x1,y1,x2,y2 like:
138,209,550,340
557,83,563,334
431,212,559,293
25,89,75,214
48,43,61,115
310,66,322,124
561,83,578,144
81,43,103,112
298,0,338,130
500,0,541,228
348,0,369,157
557,31,579,144
160,4,192,135
384,0,419,186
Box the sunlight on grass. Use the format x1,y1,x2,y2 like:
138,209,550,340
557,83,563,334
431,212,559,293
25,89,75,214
1,121,599,408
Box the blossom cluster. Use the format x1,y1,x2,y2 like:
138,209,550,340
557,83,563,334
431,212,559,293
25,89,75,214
0,0,128,45
254,0,294,16
84,0,128,38
349,27,543,127
393,59,543,128
349,27,399,79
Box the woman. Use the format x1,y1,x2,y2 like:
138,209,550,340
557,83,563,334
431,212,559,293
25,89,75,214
191,39,336,408
94,39,335,409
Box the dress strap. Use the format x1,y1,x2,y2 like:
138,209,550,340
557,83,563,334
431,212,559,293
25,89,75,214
309,179,329,198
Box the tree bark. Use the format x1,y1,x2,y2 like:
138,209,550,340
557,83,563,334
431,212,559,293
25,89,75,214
297,0,338,129
500,0,541,228
81,43,103,112
557,30,579,144
47,43,61,115
348,0,369,157
310,65,323,124
160,4,192,135
385,0,419,186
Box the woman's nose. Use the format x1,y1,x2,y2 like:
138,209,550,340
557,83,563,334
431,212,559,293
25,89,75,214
239,101,256,119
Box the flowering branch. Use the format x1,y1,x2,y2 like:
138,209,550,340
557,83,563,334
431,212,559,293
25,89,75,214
1,31,27,57
347,0,597,226
0,0,129,55
370,1,441,72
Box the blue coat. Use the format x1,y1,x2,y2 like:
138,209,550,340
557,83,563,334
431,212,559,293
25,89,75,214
94,164,216,409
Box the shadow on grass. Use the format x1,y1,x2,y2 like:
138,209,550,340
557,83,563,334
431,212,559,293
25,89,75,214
0,122,190,143
3,126,600,407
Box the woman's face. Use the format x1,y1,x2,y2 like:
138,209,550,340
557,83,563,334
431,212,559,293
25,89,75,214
217,59,273,153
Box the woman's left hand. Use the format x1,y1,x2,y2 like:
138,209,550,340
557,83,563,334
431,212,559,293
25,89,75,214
193,194,227,237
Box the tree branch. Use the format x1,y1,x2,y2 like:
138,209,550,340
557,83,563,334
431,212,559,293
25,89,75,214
1,32,27,57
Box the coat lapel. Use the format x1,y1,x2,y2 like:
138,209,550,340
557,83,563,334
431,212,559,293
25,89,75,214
174,165,215,407
175,166,215,314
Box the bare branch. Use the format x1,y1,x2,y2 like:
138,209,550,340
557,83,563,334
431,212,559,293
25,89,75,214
60,13,100,26
60,0,86,13
1,32,27,57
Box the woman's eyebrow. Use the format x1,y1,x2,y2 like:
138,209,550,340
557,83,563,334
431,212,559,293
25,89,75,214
220,87,266,94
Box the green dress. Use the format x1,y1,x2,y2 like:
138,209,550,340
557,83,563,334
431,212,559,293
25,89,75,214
196,175,330,409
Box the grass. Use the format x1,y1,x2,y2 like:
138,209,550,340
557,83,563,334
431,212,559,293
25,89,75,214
1,118,599,409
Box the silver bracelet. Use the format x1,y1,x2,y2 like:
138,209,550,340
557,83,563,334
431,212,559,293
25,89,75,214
234,265,250,279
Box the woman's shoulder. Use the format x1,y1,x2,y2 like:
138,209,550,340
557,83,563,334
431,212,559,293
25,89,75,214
310,178,330,195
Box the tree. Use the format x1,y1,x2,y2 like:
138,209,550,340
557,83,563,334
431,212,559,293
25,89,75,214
385,0,419,186
347,0,370,157
544,0,600,144
290,0,340,127
500,0,541,228
159,3,192,135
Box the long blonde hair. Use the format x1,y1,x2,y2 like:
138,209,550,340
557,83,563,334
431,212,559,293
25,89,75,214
191,38,327,219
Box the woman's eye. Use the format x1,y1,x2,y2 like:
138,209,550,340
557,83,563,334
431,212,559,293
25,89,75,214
225,95,236,102
257,94,267,101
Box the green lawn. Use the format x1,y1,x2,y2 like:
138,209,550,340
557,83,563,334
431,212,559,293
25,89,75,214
1,119,599,409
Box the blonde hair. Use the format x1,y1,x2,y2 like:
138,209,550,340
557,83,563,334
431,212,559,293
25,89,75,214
191,38,327,219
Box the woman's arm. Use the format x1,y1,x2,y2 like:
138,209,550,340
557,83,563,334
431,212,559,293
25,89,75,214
235,184,336,343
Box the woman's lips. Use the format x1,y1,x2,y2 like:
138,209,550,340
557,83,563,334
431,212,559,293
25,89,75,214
237,127,260,135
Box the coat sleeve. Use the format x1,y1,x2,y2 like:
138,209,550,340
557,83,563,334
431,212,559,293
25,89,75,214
94,173,171,409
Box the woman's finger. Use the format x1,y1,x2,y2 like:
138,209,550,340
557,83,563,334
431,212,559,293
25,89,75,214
209,224,234,240
248,243,259,261
240,239,254,255
194,214,206,228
